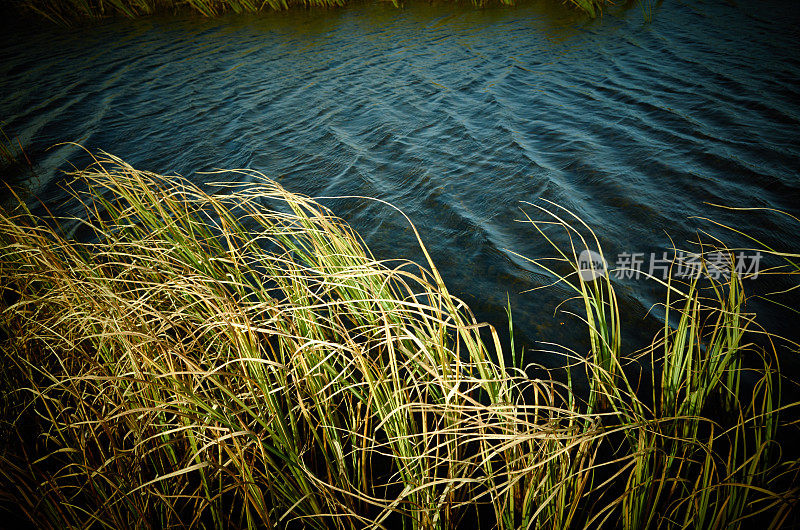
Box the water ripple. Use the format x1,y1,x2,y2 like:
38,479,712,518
1,0,799,356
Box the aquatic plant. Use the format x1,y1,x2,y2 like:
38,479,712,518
0,153,797,528
0,127,38,194
0,127,33,172
8,0,613,25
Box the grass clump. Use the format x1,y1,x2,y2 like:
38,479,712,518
7,0,614,26
0,153,797,528
0,127,36,179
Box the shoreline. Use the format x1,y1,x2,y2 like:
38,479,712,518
6,0,612,25
1,153,797,527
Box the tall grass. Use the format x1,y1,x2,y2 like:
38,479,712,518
0,126,35,176
0,153,797,528
8,0,614,25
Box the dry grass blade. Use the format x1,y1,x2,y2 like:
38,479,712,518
0,153,797,528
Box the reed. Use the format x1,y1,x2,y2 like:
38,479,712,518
0,127,34,174
8,0,613,25
0,153,797,528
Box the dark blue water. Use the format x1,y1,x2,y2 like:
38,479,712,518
2,0,799,365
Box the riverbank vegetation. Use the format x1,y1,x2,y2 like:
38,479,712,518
7,0,610,25
0,153,798,528
0,127,34,177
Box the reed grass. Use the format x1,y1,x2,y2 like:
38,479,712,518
0,127,34,175
7,0,613,25
0,153,797,528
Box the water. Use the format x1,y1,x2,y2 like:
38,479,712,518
2,0,799,366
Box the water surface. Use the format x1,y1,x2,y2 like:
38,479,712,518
2,0,799,365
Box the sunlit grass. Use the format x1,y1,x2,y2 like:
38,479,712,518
0,153,797,528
